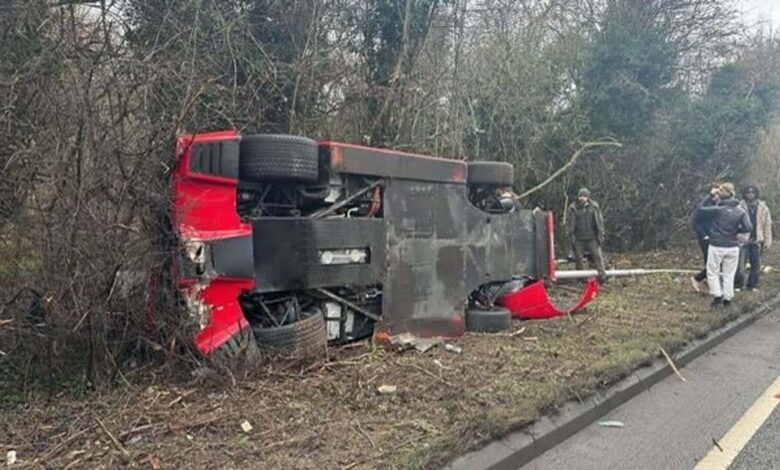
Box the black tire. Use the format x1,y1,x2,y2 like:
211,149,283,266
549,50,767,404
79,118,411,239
467,161,514,186
466,307,511,333
239,134,319,182
215,327,262,363
252,312,327,357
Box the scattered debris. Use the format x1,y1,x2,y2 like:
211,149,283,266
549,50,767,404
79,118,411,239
353,421,376,449
95,417,130,461
524,336,539,342
145,455,162,470
377,385,398,395
660,347,687,383
391,333,443,353
712,437,723,452
508,326,527,337
433,359,454,371
598,420,624,428
444,343,462,354
6,450,17,466
240,420,253,433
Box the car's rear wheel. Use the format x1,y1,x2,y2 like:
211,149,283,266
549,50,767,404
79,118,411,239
214,327,262,363
465,307,511,333
467,161,514,186
251,310,327,357
239,134,319,183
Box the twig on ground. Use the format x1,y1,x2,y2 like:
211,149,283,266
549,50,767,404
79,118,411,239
660,347,687,383
712,437,723,452
168,411,221,433
353,420,377,449
507,326,527,337
572,311,597,330
95,417,131,461
395,360,455,388
38,424,95,462
167,389,196,407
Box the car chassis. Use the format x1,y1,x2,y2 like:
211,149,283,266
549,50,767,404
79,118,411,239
171,131,595,356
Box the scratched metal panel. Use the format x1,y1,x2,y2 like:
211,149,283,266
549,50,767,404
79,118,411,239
323,143,468,184
380,179,540,338
252,218,386,293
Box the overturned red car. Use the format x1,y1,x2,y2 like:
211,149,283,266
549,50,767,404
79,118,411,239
171,131,597,357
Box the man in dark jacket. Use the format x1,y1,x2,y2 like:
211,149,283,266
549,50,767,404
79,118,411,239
697,183,753,307
690,184,720,292
566,188,607,283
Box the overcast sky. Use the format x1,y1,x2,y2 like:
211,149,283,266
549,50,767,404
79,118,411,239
740,0,780,26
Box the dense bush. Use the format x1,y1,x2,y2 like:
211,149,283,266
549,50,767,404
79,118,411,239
1,0,778,390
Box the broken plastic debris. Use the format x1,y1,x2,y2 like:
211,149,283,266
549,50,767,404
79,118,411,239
390,333,443,353
6,450,16,466
377,385,397,395
444,343,462,354
598,420,624,428
240,420,253,433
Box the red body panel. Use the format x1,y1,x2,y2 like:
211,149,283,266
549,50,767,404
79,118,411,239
497,277,600,319
190,278,254,354
172,131,254,354
173,131,251,240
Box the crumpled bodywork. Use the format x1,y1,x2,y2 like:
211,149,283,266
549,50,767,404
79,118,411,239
496,277,600,319
172,131,255,354
169,130,598,355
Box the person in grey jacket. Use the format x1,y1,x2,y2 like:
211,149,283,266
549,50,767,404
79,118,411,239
697,183,753,307
735,185,772,291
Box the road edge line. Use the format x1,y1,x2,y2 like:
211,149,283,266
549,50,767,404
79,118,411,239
695,374,780,469
447,293,780,470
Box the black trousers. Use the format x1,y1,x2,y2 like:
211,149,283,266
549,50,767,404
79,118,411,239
735,243,762,289
694,237,709,282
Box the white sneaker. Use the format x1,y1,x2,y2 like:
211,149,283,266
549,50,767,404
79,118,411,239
690,277,700,293
735,288,741,292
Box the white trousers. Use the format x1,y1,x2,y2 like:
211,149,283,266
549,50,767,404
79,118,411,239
707,245,740,300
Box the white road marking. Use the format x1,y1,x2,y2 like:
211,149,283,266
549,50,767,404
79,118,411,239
696,375,780,469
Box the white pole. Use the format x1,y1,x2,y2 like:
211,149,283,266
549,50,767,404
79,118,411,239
554,269,698,280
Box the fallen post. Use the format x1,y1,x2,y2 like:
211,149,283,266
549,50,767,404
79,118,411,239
555,268,698,280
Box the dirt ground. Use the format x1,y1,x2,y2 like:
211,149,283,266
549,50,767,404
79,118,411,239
3,244,780,469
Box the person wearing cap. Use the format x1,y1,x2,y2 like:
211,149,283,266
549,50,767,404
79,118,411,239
697,183,752,307
566,188,607,283
735,185,772,291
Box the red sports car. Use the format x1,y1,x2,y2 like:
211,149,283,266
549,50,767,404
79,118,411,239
171,131,596,357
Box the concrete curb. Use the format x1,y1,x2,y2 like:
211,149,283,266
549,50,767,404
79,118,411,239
448,293,780,470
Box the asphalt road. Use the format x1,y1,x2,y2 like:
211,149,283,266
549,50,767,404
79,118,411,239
523,309,780,470
729,407,780,470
